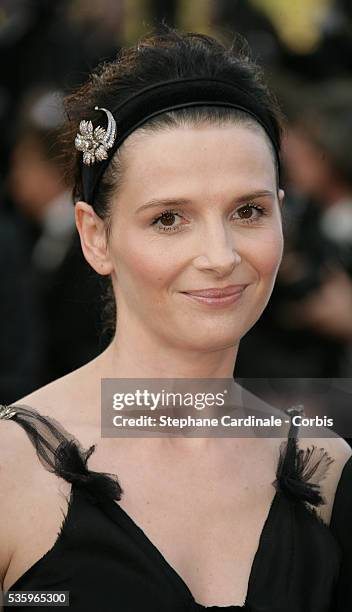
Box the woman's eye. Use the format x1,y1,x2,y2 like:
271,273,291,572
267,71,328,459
234,203,266,223
151,210,184,233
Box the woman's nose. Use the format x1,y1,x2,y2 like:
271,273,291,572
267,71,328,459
193,223,242,275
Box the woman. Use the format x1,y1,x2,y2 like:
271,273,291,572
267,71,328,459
1,28,351,611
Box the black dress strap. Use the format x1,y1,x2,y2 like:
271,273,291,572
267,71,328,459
0,402,334,509
273,404,335,507
0,403,123,503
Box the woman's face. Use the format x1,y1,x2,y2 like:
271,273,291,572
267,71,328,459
98,123,283,351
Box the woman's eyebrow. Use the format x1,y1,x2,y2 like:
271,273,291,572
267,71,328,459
135,190,275,214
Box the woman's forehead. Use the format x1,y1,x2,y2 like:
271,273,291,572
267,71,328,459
120,124,277,201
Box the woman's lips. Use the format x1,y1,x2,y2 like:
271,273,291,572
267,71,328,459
182,284,248,298
181,286,247,307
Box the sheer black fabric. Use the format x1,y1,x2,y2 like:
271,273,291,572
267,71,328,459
1,403,351,611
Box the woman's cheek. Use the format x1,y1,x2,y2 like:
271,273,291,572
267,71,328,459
243,233,282,279
258,231,284,276
124,247,175,289
262,247,283,278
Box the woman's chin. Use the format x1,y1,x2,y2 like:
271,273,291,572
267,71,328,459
172,330,239,353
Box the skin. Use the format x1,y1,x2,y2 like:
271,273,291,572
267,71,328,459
75,123,285,385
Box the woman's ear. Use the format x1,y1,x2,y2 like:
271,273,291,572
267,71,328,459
278,189,285,208
75,201,113,275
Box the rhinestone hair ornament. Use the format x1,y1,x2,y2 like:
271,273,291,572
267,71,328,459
0,405,17,420
74,77,282,207
75,106,117,166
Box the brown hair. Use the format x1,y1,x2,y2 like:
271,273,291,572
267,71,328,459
60,25,284,339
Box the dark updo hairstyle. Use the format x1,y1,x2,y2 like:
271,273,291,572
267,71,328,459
60,24,284,340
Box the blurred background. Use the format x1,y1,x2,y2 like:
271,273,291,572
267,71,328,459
1,0,352,434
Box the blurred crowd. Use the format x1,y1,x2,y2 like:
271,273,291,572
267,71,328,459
1,0,352,413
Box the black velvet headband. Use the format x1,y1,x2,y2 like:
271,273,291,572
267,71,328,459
77,77,281,206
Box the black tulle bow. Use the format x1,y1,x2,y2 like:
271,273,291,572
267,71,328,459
7,405,123,503
55,439,123,502
273,435,334,506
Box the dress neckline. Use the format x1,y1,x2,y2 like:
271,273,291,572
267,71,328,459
94,485,282,609
5,481,281,608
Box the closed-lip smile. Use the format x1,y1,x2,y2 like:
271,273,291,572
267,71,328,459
182,284,248,298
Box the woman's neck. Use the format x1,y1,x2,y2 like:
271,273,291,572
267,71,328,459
98,334,239,380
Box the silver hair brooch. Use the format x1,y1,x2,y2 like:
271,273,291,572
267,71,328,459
0,405,17,420
75,106,117,165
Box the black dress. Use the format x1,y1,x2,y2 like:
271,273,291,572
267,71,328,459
1,403,352,611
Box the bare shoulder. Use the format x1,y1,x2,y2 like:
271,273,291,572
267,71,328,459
7,356,103,444
0,417,30,585
297,432,352,525
0,358,102,590
0,410,63,591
